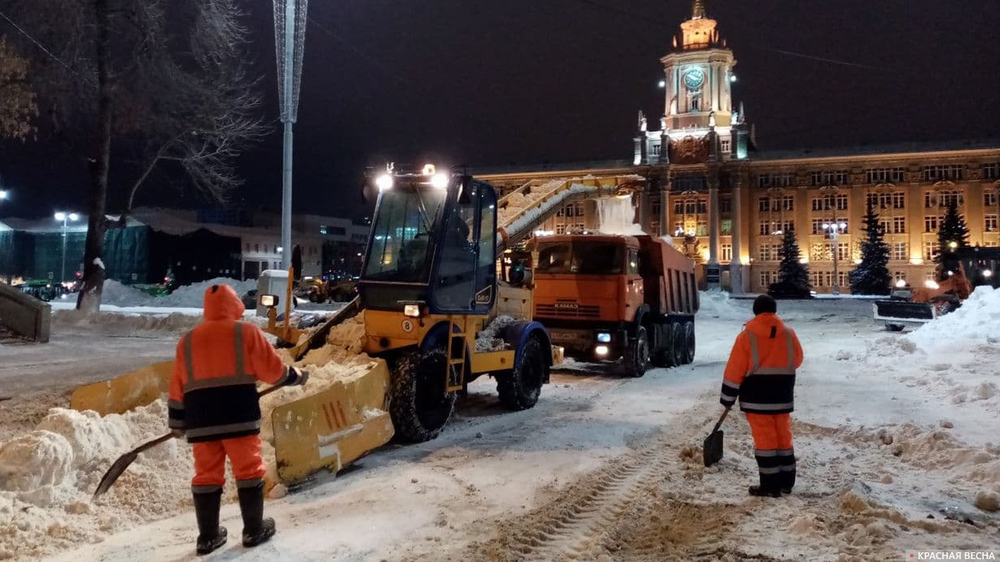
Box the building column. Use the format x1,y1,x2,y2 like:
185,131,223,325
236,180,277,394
731,178,744,294
660,180,671,236
707,179,721,288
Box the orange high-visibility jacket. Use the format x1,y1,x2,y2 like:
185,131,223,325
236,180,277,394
168,285,297,443
720,313,803,414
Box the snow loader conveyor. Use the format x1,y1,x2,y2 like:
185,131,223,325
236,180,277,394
68,172,643,489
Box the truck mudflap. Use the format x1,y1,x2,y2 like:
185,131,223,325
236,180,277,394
872,300,937,324
271,358,394,485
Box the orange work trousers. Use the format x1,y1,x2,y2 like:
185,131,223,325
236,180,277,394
191,434,266,494
746,413,795,491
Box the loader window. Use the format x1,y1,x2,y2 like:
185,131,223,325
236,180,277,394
434,198,477,309
363,189,446,283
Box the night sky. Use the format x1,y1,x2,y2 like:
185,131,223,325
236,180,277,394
2,0,998,220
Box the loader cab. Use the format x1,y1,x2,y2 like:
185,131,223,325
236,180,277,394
360,169,497,316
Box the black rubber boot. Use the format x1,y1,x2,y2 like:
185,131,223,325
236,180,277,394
193,490,228,555
748,485,781,498
238,482,275,548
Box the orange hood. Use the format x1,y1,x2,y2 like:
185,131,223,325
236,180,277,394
203,284,245,321
744,312,787,338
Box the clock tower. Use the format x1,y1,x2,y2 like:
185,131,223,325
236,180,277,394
634,0,749,165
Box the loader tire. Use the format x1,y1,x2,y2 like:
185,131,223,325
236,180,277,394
623,326,650,378
886,324,905,332
683,321,696,365
389,349,456,443
497,336,546,411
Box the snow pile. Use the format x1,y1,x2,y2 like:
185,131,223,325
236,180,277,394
0,402,195,561
51,310,200,333
99,280,156,307
696,290,748,321
904,286,1000,350
475,316,517,352
596,195,645,236
155,277,256,308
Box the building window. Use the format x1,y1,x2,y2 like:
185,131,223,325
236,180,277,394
810,170,849,187
651,201,661,217
811,194,848,212
556,224,566,234
757,173,795,188
575,203,586,217
779,196,794,211
986,215,999,233
924,215,941,233
721,139,731,153
865,167,906,184
811,219,825,235
892,242,908,261
556,206,565,217
892,216,906,234
720,199,732,213
923,165,964,182
984,163,999,180
650,143,661,157
760,220,794,236
924,241,940,262
810,271,825,288
759,270,775,288
721,220,732,235
758,198,770,212
254,243,259,253
722,243,733,263
867,192,906,210
985,191,998,208
894,271,907,282
674,201,684,215
758,244,774,261
939,191,963,207
696,220,708,237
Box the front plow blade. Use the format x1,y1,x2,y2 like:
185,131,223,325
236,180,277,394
272,359,395,484
70,361,173,416
873,301,936,324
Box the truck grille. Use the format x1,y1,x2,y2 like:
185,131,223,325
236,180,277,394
535,303,601,319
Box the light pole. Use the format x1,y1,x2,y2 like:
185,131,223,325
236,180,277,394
54,212,79,284
823,222,847,295
273,0,309,270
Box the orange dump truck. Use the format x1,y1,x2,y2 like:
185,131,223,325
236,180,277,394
532,234,699,377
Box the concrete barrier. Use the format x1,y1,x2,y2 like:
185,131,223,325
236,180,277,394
0,283,51,343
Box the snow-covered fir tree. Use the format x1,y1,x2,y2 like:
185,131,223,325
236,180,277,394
769,227,811,298
937,198,970,261
849,201,891,295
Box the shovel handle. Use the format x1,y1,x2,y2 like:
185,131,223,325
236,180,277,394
711,406,731,434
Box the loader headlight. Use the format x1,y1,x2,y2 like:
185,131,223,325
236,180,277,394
597,332,611,343
431,173,450,189
595,345,610,356
376,174,394,191
404,304,422,318
984,269,993,279
924,280,940,290
260,294,278,308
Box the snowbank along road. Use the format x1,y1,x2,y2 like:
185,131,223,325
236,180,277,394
1,291,999,561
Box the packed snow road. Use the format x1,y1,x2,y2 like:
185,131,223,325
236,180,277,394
16,294,995,561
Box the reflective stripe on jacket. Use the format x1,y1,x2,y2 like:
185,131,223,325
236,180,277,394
720,313,803,415
168,285,290,443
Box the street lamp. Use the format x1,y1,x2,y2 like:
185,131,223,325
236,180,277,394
823,222,848,295
54,212,80,284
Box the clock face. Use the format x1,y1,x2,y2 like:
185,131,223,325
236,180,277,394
684,68,705,91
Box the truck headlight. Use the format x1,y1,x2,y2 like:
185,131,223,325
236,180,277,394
260,294,278,308
984,269,993,279
595,345,610,356
404,304,422,318
597,332,611,343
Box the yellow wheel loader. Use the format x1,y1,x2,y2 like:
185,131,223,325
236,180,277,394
70,168,642,487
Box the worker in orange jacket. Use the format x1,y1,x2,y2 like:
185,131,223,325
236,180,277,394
720,295,803,497
168,284,307,555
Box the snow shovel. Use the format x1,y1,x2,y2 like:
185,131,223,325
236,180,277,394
703,406,731,467
92,384,286,500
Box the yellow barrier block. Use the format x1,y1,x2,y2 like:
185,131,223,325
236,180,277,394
271,359,395,484
69,361,174,416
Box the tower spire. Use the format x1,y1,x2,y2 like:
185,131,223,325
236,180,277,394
692,0,707,19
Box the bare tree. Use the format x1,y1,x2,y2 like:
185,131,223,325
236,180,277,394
0,0,265,313
0,36,37,141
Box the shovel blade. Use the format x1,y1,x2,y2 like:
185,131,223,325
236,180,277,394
703,429,724,467
93,451,140,499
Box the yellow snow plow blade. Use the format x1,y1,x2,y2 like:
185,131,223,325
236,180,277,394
271,358,395,484
69,361,173,416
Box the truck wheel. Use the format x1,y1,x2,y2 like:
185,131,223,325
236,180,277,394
497,336,546,411
389,349,457,443
650,325,675,368
624,326,650,378
671,323,687,367
683,321,696,364
886,324,905,332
